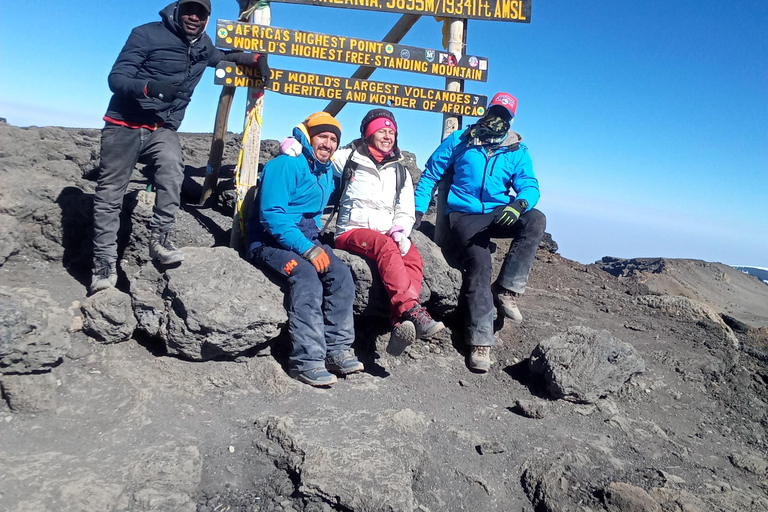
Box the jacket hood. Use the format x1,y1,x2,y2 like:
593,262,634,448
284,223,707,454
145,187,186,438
160,2,209,42
500,129,523,147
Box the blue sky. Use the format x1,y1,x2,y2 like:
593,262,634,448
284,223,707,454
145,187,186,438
1,1,766,266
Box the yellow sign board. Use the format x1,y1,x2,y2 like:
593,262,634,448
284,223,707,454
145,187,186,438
217,21,489,81
215,64,488,116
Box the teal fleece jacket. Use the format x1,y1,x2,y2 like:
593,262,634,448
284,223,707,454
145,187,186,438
257,127,335,255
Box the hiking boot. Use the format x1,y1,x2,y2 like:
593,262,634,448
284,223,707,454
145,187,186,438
149,229,184,265
290,367,338,387
325,350,364,375
493,284,523,324
90,258,117,294
386,320,416,356
468,346,492,373
402,305,445,339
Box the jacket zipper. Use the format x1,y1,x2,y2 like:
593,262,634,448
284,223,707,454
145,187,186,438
479,150,490,214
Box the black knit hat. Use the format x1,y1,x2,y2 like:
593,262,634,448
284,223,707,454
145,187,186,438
360,108,397,139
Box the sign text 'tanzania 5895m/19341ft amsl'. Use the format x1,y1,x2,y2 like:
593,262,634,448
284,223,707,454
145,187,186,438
267,0,531,22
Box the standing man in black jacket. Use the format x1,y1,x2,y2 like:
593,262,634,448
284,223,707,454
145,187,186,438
91,0,269,293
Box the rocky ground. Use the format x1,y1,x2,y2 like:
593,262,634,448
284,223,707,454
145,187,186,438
1,121,767,512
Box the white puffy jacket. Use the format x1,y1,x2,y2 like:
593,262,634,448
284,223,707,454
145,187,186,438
331,144,416,238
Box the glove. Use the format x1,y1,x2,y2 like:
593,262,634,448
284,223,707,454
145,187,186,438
495,199,528,227
412,211,424,230
302,245,330,274
387,226,411,256
145,81,191,102
256,53,271,88
226,52,270,88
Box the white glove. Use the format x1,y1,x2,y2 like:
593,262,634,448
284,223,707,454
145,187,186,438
387,226,411,256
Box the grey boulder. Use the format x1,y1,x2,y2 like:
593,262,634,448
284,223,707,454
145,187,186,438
82,287,138,344
162,247,287,360
528,326,646,403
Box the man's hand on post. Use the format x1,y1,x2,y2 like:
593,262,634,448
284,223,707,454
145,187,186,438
256,53,270,88
226,52,271,88
495,199,528,227
302,246,330,274
146,81,191,102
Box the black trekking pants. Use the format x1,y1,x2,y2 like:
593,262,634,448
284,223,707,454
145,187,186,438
449,207,546,346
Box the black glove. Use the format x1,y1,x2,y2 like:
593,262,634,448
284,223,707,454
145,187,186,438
413,211,424,230
494,199,528,227
226,52,270,88
146,81,191,102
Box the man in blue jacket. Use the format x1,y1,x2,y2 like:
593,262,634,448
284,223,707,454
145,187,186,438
413,92,546,372
246,112,361,387
90,0,269,294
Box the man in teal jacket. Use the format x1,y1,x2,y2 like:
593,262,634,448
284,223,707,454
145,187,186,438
413,92,546,372
246,112,361,387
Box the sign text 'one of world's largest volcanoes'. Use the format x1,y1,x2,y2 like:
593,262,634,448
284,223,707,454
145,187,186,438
214,63,488,116
267,0,531,22
217,21,488,82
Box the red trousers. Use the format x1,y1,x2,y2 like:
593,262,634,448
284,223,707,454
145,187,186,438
335,228,423,323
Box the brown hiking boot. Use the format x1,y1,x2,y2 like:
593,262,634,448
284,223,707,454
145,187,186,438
469,346,492,373
493,284,523,324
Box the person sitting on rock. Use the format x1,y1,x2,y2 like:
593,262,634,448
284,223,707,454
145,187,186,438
326,108,444,355
413,93,546,373
245,112,361,387
90,0,269,294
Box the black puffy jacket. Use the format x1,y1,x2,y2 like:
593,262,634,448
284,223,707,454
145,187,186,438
104,2,225,130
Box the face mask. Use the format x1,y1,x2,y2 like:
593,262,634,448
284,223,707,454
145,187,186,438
469,114,510,142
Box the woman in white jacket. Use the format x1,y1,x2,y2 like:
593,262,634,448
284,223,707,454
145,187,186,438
332,109,444,353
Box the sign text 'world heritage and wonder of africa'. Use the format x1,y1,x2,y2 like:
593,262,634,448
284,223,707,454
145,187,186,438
266,0,531,22
217,21,489,82
214,63,489,116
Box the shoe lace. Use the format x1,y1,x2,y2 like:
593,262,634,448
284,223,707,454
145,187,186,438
155,231,178,251
408,306,432,326
94,258,112,279
474,346,490,357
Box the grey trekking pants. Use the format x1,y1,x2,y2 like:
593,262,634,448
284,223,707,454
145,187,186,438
92,124,184,263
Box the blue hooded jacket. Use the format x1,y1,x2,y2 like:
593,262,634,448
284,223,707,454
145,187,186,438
247,127,335,257
104,3,225,130
414,127,540,215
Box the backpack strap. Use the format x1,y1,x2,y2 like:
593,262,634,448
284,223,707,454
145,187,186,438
393,162,407,209
321,157,357,235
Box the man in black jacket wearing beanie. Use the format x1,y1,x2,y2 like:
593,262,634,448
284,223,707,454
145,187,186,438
91,0,269,293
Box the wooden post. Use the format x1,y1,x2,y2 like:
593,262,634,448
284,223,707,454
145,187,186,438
230,5,271,251
199,5,261,207
434,18,467,247
324,14,420,116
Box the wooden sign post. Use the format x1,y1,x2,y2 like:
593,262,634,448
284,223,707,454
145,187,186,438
435,17,467,246
229,6,271,251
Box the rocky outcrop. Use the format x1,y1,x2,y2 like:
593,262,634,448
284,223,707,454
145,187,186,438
0,285,71,374
528,326,646,403
162,247,287,360
635,295,739,348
